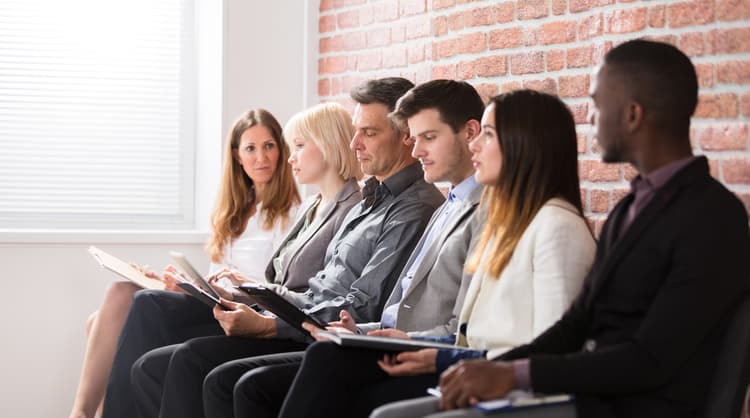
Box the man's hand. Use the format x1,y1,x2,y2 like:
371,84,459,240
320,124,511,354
302,310,354,341
213,298,276,338
326,310,358,333
377,348,437,376
439,359,515,410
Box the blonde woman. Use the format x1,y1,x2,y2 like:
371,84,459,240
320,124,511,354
70,109,300,418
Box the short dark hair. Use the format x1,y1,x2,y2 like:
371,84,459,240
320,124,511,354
604,39,698,137
391,80,485,133
350,77,415,112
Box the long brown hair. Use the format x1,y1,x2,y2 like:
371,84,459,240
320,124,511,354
207,109,300,263
467,90,584,277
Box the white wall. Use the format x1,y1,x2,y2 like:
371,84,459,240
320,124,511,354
0,1,314,417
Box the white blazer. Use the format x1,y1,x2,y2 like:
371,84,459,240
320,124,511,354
457,198,596,359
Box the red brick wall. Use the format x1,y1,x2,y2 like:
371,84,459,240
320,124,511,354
317,0,750,233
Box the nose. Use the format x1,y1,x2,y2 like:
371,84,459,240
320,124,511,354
468,134,481,154
288,151,295,165
410,137,424,159
257,147,269,163
350,131,363,151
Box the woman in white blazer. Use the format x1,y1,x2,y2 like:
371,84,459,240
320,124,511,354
276,89,596,418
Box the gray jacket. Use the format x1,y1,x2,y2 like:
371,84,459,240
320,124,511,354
358,185,483,337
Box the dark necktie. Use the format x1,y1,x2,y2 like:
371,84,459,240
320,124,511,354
362,178,386,209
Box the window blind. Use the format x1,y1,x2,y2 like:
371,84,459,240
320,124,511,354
0,0,195,230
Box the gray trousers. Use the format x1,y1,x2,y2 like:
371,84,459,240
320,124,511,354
370,396,578,418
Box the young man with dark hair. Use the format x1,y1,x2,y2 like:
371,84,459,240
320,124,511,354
197,80,487,418
373,39,750,418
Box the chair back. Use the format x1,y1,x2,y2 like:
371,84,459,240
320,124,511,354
704,296,750,418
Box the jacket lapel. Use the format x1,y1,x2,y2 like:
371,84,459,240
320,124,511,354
402,186,483,300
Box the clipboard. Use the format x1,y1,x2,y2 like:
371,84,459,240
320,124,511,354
236,283,327,334
316,331,468,352
88,246,165,290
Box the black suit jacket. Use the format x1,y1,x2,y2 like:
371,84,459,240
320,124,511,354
499,157,750,418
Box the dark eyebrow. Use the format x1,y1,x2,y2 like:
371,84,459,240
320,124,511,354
414,129,439,137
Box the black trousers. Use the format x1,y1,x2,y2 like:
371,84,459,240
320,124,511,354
130,334,308,418
101,290,223,418
227,341,439,418
203,351,305,418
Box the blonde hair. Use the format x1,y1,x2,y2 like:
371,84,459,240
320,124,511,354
284,102,362,181
466,91,584,277
206,109,300,263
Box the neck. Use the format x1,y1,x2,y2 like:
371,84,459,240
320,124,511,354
315,170,347,204
375,155,417,183
253,183,266,203
448,164,475,187
630,135,692,176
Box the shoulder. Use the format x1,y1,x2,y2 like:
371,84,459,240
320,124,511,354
529,198,593,243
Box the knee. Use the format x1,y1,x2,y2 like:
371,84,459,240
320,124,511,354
103,281,140,312
233,366,272,404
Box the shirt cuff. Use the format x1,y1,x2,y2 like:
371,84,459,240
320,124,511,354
512,359,531,391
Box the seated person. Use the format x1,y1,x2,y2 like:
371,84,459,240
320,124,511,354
123,77,446,418
374,39,750,418
245,89,597,418
69,108,301,418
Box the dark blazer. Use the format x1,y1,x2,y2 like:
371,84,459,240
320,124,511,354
264,178,361,291
500,157,750,418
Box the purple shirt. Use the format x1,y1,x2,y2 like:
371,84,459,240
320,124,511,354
512,156,699,392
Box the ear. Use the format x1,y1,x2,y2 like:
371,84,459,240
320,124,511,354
625,101,644,133
399,129,413,147
463,119,481,143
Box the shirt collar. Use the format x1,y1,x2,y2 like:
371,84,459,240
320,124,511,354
630,155,699,194
379,162,425,197
448,175,479,203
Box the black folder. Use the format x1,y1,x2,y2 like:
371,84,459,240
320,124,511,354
236,283,327,334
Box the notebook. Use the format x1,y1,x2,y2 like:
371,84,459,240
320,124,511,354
236,283,327,334
88,246,165,290
316,331,469,352
169,251,221,300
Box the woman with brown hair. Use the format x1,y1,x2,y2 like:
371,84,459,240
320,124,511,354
69,108,301,418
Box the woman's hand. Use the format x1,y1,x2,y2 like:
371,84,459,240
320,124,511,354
377,348,438,376
161,265,187,293
210,269,259,287
213,298,276,338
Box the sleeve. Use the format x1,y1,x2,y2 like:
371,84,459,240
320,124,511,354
304,201,433,323
435,348,487,374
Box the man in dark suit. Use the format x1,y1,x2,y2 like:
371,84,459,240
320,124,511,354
373,39,750,418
